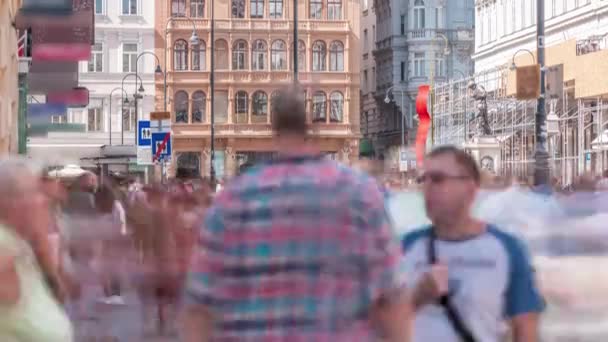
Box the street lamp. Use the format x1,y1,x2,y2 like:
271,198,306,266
164,17,199,112
510,49,536,70
121,73,144,145
385,86,407,147
108,87,128,146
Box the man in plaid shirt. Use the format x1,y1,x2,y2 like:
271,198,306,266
180,86,411,342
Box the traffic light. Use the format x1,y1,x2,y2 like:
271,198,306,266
515,65,541,100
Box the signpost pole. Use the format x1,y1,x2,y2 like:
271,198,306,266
18,74,28,155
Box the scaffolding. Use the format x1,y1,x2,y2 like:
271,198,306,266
432,66,608,186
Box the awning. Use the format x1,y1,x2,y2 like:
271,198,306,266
359,138,374,156
27,144,102,167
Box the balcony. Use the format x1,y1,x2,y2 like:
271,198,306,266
172,122,355,138
168,18,350,33
406,28,474,42
164,70,350,85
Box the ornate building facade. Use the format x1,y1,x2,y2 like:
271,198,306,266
0,0,22,154
155,0,360,179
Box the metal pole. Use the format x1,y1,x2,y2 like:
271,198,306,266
210,0,216,184
293,0,298,81
400,91,405,147
109,95,112,145
534,0,550,186
18,74,28,154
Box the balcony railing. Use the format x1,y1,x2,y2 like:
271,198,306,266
168,18,350,33
172,122,355,137
406,28,474,41
164,70,350,84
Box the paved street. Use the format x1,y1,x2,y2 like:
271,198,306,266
69,286,180,342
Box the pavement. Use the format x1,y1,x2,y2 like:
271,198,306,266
69,286,180,342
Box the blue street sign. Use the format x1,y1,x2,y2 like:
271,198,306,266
151,132,172,161
137,120,151,147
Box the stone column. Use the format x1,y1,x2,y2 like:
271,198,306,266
225,146,237,178
202,148,211,178
340,140,358,165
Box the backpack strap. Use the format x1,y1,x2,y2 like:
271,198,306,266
427,229,477,342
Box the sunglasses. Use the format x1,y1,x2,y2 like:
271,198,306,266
417,172,471,184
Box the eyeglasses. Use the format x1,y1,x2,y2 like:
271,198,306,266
416,172,471,185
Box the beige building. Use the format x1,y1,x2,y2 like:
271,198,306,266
155,0,360,179
0,0,22,154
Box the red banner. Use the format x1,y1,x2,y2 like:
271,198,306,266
415,85,431,168
47,87,90,107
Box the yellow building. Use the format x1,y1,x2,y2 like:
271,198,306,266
155,0,360,178
0,0,22,154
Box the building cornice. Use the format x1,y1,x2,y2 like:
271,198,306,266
474,4,608,61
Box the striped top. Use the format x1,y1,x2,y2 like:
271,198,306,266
185,155,404,341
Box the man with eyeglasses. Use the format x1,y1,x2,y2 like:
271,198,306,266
400,146,544,342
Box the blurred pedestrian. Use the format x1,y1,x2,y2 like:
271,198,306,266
180,86,411,341
401,146,544,342
0,158,73,341
94,182,128,305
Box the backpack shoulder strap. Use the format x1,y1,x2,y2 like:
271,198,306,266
427,228,477,342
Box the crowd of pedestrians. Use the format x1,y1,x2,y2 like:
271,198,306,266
5,85,604,341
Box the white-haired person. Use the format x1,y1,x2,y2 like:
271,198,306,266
0,158,73,341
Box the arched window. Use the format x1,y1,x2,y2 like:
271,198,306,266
312,41,326,71
312,91,327,122
232,40,248,70
174,91,189,123
174,39,188,71
177,152,201,178
232,0,245,18
215,39,229,70
297,40,306,71
329,91,344,122
191,91,206,123
252,91,268,116
171,0,186,16
327,0,342,20
329,41,344,71
271,40,287,70
235,91,248,123
252,40,267,71
269,0,283,18
270,91,280,118
192,41,206,70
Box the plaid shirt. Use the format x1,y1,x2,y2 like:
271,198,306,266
185,155,403,341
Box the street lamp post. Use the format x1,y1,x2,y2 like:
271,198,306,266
164,17,200,112
293,0,298,82
108,87,128,146
509,48,536,70
384,87,407,147
210,0,216,185
134,51,163,130
121,73,144,145
535,0,550,186
164,16,200,182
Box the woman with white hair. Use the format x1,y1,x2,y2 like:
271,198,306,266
0,158,73,341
